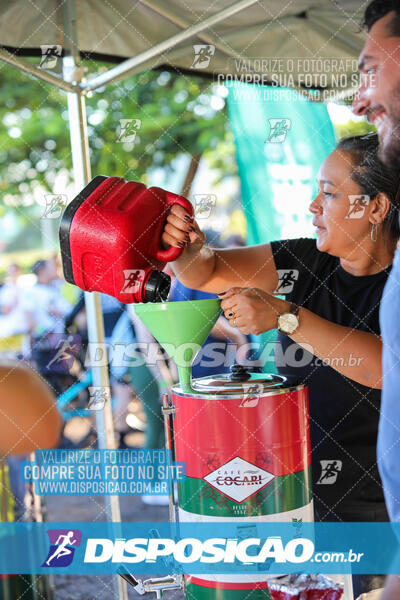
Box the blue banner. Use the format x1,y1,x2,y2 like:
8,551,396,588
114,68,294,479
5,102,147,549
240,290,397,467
0,522,399,575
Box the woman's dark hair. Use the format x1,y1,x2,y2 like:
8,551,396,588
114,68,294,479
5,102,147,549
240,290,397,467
337,133,400,242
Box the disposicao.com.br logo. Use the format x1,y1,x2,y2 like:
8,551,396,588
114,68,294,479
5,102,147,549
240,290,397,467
32,524,371,575
83,536,314,565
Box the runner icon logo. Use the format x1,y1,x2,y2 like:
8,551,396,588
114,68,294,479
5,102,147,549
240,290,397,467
193,194,217,219
316,460,343,485
275,269,299,294
88,387,111,410
346,195,370,219
120,269,145,294
42,529,82,567
266,118,291,143
117,119,141,143
191,45,215,69
42,194,68,219
39,45,62,69
45,334,80,372
239,383,264,407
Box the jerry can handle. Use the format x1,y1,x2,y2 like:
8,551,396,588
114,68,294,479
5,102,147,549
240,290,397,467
154,191,194,262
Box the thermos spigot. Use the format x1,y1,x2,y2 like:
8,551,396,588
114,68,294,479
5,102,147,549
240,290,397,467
118,570,184,598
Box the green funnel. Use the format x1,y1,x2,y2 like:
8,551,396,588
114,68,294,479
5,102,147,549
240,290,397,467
134,299,221,391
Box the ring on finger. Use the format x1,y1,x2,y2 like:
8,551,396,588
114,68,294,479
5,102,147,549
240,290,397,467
232,318,237,327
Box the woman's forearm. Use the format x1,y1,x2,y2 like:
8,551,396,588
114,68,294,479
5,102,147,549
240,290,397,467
291,306,383,389
163,206,278,293
171,246,217,290
219,289,383,388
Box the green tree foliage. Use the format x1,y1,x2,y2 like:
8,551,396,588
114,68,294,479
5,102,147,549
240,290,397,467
0,61,230,205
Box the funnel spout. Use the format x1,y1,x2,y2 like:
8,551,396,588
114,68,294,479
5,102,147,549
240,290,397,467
134,299,221,391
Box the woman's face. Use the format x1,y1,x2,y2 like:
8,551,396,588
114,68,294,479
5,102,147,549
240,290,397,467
310,149,371,257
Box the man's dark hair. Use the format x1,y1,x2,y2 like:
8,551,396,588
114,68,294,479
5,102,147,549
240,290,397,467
337,133,400,242
363,1,400,35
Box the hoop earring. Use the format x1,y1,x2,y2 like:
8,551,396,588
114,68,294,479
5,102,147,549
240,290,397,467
371,222,378,243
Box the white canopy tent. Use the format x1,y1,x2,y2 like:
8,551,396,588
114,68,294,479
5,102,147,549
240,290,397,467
0,2,366,598
0,0,366,92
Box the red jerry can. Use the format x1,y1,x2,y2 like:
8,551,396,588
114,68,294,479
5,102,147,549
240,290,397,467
59,176,193,303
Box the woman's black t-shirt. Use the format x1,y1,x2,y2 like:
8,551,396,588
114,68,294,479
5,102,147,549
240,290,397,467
270,237,391,521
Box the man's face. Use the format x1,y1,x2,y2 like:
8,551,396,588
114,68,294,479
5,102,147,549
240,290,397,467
353,12,400,169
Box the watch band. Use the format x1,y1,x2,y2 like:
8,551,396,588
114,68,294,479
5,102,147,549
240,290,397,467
288,302,300,318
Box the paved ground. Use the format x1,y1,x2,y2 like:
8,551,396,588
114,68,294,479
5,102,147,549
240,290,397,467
44,418,184,600
46,494,184,599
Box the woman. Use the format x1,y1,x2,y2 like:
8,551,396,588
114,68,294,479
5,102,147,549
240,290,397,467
161,134,399,595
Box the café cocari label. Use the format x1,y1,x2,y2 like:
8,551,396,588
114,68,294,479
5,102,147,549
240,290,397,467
203,456,275,502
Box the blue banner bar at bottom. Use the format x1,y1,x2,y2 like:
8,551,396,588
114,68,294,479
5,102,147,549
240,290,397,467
0,522,398,575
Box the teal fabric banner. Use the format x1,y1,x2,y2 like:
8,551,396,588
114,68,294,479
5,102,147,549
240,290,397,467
226,84,336,370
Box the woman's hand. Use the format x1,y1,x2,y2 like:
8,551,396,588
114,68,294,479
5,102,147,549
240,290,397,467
219,287,289,335
161,204,205,256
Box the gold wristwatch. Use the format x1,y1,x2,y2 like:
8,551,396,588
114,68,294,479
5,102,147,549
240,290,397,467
277,302,300,336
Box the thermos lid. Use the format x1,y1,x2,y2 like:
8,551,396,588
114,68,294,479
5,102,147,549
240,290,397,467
191,369,288,394
173,366,304,396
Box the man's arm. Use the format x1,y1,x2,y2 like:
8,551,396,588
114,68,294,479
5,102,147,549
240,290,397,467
381,574,400,600
0,362,62,455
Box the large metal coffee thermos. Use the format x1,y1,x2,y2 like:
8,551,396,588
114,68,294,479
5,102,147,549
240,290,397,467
130,300,313,600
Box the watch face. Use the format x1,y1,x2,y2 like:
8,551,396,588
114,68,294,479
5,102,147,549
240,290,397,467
278,312,299,334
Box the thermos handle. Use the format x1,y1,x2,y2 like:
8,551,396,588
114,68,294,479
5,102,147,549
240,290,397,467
155,191,194,262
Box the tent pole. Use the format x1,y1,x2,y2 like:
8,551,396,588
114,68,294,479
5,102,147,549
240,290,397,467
81,0,259,93
0,47,76,93
139,0,247,64
64,54,128,600
62,0,128,597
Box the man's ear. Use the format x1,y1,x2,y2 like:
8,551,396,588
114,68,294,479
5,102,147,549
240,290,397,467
369,192,391,224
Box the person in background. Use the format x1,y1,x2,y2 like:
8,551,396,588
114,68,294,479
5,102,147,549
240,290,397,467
65,291,123,344
0,264,21,314
49,253,80,306
109,306,171,506
23,260,71,340
0,361,62,520
0,263,29,346
0,266,33,517
64,292,125,448
22,260,72,395
170,229,248,378
353,2,400,597
0,362,62,455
